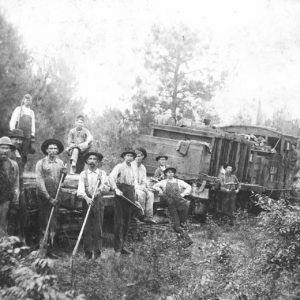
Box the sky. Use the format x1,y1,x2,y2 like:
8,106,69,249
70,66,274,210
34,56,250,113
0,0,300,124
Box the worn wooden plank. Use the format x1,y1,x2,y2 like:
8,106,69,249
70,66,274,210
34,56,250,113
214,138,224,177
138,135,212,179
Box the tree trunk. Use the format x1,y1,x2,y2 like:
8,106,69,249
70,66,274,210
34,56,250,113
171,52,181,123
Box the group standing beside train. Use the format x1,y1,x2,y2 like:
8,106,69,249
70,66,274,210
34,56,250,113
0,94,240,259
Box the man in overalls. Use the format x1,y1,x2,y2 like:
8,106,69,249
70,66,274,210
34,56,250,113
153,167,191,234
36,139,66,256
77,151,110,260
0,137,19,237
9,94,35,158
109,148,137,256
219,164,240,221
8,129,27,241
66,115,93,174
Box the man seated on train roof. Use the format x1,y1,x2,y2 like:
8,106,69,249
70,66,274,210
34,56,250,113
153,153,168,181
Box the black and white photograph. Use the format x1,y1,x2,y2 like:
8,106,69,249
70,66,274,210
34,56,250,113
0,0,299,299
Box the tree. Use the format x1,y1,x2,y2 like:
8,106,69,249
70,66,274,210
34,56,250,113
144,24,224,122
89,108,139,171
25,57,85,170
0,13,32,136
264,109,300,137
231,110,253,126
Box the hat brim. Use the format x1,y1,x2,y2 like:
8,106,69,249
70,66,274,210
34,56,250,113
164,167,177,174
9,134,25,139
0,143,16,150
121,151,137,158
156,155,168,161
41,139,64,155
135,147,147,159
84,151,103,162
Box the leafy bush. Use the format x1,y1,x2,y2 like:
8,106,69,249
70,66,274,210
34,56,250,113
0,236,85,300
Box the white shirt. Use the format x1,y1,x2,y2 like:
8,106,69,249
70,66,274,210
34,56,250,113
10,106,35,136
109,161,135,190
77,168,110,200
131,161,147,190
153,178,192,197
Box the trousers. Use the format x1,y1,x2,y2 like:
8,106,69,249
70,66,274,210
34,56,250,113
164,181,190,233
114,183,135,252
0,201,10,237
83,195,104,253
135,189,154,218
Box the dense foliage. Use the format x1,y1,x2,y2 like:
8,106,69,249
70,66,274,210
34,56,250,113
0,236,85,300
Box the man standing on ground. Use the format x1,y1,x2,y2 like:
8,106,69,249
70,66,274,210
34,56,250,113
8,129,27,240
77,151,110,260
109,148,137,256
66,115,93,174
36,139,66,256
219,164,240,221
132,147,156,224
0,136,19,237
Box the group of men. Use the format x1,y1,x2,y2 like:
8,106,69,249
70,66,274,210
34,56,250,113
0,101,194,259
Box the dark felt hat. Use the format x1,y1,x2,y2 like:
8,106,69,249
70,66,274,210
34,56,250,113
76,115,85,121
0,136,16,150
223,163,236,172
9,129,25,139
135,147,147,159
121,148,137,158
84,151,103,163
156,153,168,161
41,139,64,155
164,167,177,174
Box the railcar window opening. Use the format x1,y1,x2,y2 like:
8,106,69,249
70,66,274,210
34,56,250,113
267,136,281,152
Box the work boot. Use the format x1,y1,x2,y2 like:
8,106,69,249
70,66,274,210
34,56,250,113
94,250,101,259
143,217,157,224
121,247,132,255
85,251,92,260
47,251,60,259
132,216,143,224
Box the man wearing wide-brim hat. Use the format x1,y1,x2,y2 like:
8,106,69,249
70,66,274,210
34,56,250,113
77,151,110,260
154,152,169,181
109,147,137,256
0,136,19,237
36,139,67,256
8,129,27,239
153,166,192,238
132,147,156,224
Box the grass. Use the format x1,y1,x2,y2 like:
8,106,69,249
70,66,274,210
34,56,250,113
54,211,300,300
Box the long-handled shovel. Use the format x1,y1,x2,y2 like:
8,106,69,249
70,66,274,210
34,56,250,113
120,194,144,215
70,178,100,285
38,170,65,258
